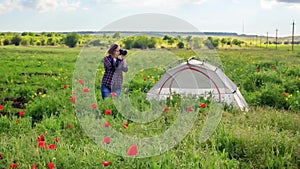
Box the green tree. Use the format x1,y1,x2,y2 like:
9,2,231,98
3,39,10,45
192,37,203,49
123,37,135,49
112,32,121,39
186,35,193,49
11,35,22,46
147,37,158,48
65,32,80,48
133,36,149,49
177,42,184,49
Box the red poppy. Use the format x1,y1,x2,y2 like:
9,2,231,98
78,79,84,85
104,122,110,127
102,161,111,167
111,92,117,98
103,137,110,144
143,77,147,81
105,110,112,115
32,163,37,169
63,85,68,89
0,105,3,111
19,111,24,117
91,103,97,109
48,163,55,169
200,103,206,108
82,88,89,93
38,134,44,141
55,137,59,143
46,144,56,150
187,106,193,112
10,163,18,169
37,141,46,148
68,124,71,129
123,123,128,128
163,106,169,112
256,69,260,73
127,144,138,156
70,97,76,104
0,153,3,160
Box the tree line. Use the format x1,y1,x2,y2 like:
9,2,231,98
0,32,248,49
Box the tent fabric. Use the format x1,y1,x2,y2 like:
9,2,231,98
146,59,249,111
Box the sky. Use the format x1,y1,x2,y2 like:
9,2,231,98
0,0,300,37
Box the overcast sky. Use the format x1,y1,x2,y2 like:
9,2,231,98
0,0,299,36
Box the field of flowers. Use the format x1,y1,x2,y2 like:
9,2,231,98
0,45,299,168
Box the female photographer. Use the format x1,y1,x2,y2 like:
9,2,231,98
101,43,128,99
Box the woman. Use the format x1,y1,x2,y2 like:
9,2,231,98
101,43,128,99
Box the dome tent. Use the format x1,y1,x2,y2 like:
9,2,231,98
146,58,249,111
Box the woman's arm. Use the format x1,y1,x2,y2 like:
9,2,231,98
104,56,113,71
121,58,128,72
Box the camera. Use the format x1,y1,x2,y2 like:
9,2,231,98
119,49,127,55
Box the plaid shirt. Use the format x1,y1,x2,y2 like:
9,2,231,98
101,55,128,90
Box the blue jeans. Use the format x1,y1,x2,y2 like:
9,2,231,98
101,84,121,99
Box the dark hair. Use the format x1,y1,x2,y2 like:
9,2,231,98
107,43,119,55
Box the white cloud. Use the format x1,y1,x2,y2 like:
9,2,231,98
0,0,15,14
95,0,207,7
232,0,240,4
260,0,300,9
260,0,278,9
0,0,80,14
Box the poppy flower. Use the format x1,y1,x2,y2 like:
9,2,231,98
55,137,59,143
70,97,76,104
143,77,147,81
187,106,193,112
200,103,206,108
32,163,37,169
82,88,89,93
91,103,97,109
0,105,3,111
123,123,128,128
10,163,18,169
103,137,110,144
48,163,55,169
63,85,68,89
19,111,24,117
127,144,138,156
256,69,260,73
78,79,84,85
104,122,110,127
68,124,71,129
111,92,117,98
102,161,111,167
163,106,169,112
105,110,112,115
38,141,46,148
47,144,56,150
38,134,44,141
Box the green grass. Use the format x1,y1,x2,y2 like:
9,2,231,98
0,45,299,169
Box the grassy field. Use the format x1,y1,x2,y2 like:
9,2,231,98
0,45,299,169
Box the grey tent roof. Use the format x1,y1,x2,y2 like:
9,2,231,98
146,59,248,111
